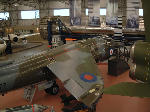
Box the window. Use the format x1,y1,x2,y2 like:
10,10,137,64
139,9,143,16
54,9,69,16
21,10,39,19
0,12,9,20
100,8,106,15
86,9,88,16
85,8,106,16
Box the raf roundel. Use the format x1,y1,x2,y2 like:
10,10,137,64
80,73,97,83
110,49,113,56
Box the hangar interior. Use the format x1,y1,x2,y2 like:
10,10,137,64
0,0,150,112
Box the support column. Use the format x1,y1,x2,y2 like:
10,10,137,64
113,15,123,39
110,0,126,39
88,0,100,26
106,0,118,27
118,0,126,28
81,0,87,26
39,1,53,18
113,0,126,39
126,0,140,28
70,0,82,26
9,6,20,26
40,9,53,18
141,0,150,42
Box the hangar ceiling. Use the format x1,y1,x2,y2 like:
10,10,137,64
0,0,68,5
0,0,142,11
0,0,69,9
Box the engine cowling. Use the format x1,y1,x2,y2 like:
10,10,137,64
8,34,18,42
129,41,150,82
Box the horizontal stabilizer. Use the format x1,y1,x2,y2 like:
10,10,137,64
104,82,150,98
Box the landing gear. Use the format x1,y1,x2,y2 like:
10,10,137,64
22,39,28,45
41,67,59,95
45,84,59,95
88,104,96,112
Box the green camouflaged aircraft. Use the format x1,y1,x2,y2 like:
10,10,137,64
0,104,49,112
104,0,150,98
0,37,115,108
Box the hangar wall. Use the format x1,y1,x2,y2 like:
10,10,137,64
3,0,108,26
0,0,142,27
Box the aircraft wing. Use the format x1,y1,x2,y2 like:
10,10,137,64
47,43,104,107
19,33,40,39
104,82,150,98
2,37,9,41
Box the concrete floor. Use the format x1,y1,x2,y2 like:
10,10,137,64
0,41,150,112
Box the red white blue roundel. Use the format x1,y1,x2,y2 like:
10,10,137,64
110,49,113,56
80,73,97,83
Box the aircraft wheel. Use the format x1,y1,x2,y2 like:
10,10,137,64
45,84,59,95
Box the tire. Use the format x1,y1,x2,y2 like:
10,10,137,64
45,84,59,95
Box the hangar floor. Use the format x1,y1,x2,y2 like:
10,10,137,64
0,41,150,112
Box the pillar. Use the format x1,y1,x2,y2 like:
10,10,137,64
106,0,118,27
88,0,100,26
39,1,53,18
70,0,82,26
9,6,20,26
126,0,140,28
118,0,126,28
141,0,150,42
81,0,87,26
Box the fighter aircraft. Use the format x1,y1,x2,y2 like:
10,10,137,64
2,33,40,44
0,37,109,107
0,38,6,55
40,16,145,43
3,34,24,43
104,0,150,98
